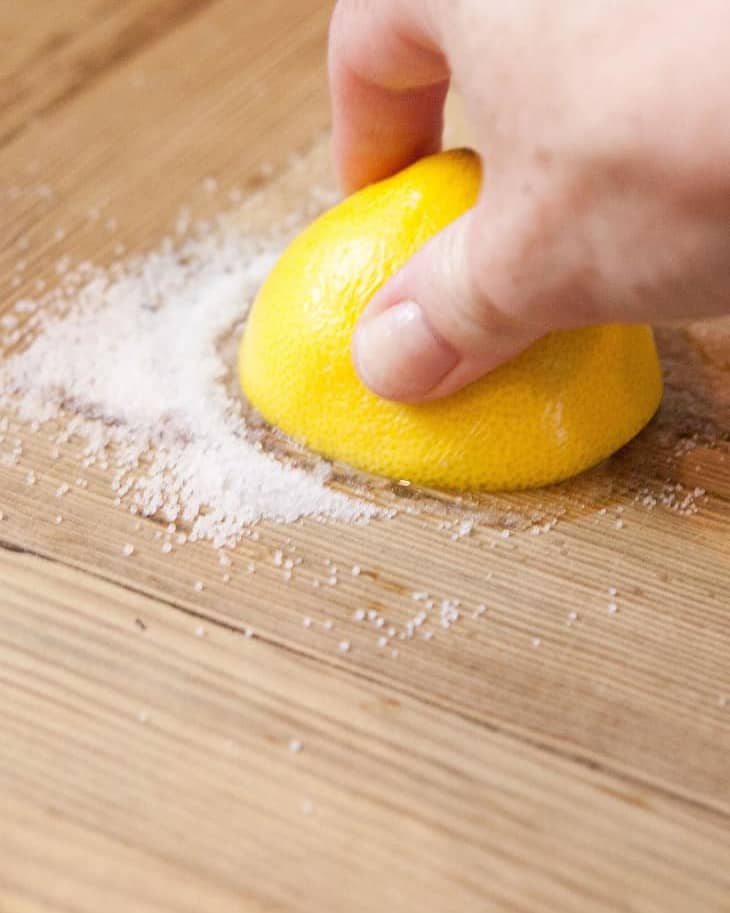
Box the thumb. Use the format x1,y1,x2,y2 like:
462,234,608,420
351,205,544,403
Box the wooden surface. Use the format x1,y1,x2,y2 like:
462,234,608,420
1,3,729,911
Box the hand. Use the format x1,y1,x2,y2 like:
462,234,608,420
329,0,730,402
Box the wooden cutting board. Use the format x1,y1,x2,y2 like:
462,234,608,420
1,3,729,911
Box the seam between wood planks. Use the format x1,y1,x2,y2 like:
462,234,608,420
0,0,223,150
2,536,728,826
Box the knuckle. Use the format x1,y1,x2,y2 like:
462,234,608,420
463,181,585,338
459,215,525,343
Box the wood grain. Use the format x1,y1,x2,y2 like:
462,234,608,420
0,0,217,145
2,548,730,913
1,1,729,910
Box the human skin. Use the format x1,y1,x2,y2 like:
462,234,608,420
328,0,730,402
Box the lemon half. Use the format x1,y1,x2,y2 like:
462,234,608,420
240,149,662,490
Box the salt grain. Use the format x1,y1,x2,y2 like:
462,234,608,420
288,739,303,753
0,220,379,547
338,640,350,653
122,543,135,557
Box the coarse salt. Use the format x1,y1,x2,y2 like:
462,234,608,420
0,219,380,550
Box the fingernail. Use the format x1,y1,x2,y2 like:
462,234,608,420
352,300,458,400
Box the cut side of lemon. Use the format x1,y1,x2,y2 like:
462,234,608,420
240,149,663,490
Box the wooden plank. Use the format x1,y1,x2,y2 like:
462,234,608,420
0,0,217,145
0,4,728,910
0,0,728,821
0,0,333,301
2,548,730,913
1,161,729,815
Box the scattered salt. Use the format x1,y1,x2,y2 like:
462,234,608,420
0,221,379,548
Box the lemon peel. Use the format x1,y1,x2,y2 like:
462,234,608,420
240,150,662,490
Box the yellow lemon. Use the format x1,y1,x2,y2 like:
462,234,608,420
240,149,663,490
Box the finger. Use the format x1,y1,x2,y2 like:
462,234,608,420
328,0,451,192
350,194,555,403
